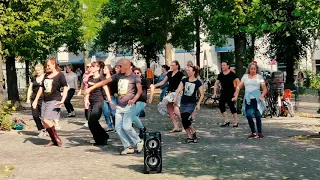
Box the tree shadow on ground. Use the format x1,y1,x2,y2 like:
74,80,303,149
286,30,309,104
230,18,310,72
113,104,320,179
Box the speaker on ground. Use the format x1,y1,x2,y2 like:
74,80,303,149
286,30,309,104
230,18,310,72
143,131,162,174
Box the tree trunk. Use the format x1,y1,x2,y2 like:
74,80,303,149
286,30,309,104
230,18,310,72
311,39,316,72
234,33,247,78
6,55,20,106
195,15,201,66
0,41,4,108
25,60,30,86
250,34,256,60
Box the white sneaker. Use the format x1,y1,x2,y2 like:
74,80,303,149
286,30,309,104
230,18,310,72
83,122,89,127
37,129,47,138
120,148,134,155
136,140,144,153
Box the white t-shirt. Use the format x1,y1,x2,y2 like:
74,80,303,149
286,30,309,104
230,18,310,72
65,72,78,89
241,74,264,98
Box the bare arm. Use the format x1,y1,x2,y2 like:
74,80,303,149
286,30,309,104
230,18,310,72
60,86,69,104
26,82,33,103
233,81,244,99
32,87,43,109
77,80,85,96
153,76,168,88
173,82,183,102
213,79,220,96
197,85,205,110
74,76,78,90
260,82,267,98
86,78,112,94
103,85,112,102
128,83,142,105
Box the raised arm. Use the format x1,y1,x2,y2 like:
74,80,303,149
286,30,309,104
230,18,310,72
85,77,112,95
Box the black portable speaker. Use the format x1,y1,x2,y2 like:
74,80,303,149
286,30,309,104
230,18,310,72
143,131,162,174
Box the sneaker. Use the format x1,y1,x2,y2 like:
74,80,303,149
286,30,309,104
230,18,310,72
67,112,76,117
247,134,258,139
138,127,146,139
136,140,144,153
83,122,89,127
257,133,264,139
120,148,134,155
37,129,47,138
192,132,198,143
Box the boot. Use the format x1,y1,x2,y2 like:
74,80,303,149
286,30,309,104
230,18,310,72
51,126,62,147
44,127,58,147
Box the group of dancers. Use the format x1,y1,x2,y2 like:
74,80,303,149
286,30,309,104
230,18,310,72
27,57,267,155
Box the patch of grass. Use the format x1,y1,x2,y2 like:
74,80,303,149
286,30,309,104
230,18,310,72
0,165,14,179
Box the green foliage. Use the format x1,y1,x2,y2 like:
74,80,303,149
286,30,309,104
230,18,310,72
303,70,320,89
0,0,84,61
96,0,176,67
0,101,16,131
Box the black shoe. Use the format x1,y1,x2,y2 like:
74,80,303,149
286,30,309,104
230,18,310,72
233,123,239,128
220,122,230,127
139,127,146,139
184,138,194,144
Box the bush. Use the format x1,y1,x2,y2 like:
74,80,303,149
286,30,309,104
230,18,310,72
0,101,17,131
303,71,320,89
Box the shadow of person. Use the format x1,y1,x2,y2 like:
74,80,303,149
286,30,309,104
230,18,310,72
23,137,49,145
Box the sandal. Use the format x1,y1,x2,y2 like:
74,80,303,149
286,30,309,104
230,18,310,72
169,128,182,133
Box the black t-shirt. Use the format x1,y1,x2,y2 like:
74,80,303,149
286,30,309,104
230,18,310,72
41,72,67,102
31,76,44,101
167,71,184,92
217,71,237,96
137,78,151,102
88,75,105,102
181,78,202,104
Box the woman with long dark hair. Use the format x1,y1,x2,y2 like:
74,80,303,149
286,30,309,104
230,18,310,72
86,61,112,145
26,63,46,137
174,66,204,143
32,57,68,147
150,60,184,133
233,63,267,139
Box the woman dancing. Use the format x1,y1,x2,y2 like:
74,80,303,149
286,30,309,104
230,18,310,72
32,58,68,147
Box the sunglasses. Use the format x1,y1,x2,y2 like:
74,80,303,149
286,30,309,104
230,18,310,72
135,72,141,75
86,66,91,68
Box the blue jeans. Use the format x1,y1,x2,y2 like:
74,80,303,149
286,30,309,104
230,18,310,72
245,99,262,134
160,87,168,101
132,102,145,129
115,105,141,148
103,96,117,129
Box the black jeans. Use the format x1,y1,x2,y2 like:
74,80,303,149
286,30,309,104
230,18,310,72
64,88,75,113
31,100,44,130
219,95,237,114
181,112,192,129
245,99,262,134
88,101,109,144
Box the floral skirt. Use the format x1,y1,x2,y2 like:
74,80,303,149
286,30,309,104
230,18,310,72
157,92,181,115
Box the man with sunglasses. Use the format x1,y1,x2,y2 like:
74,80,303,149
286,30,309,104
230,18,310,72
85,59,144,155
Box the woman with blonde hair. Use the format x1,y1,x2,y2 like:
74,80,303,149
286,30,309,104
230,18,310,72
26,63,46,137
32,58,69,147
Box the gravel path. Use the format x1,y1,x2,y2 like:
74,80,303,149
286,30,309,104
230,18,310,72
0,104,319,180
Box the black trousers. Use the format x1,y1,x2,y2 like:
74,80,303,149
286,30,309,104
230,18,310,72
64,88,75,113
219,95,237,114
181,112,192,130
88,101,109,144
31,100,44,130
